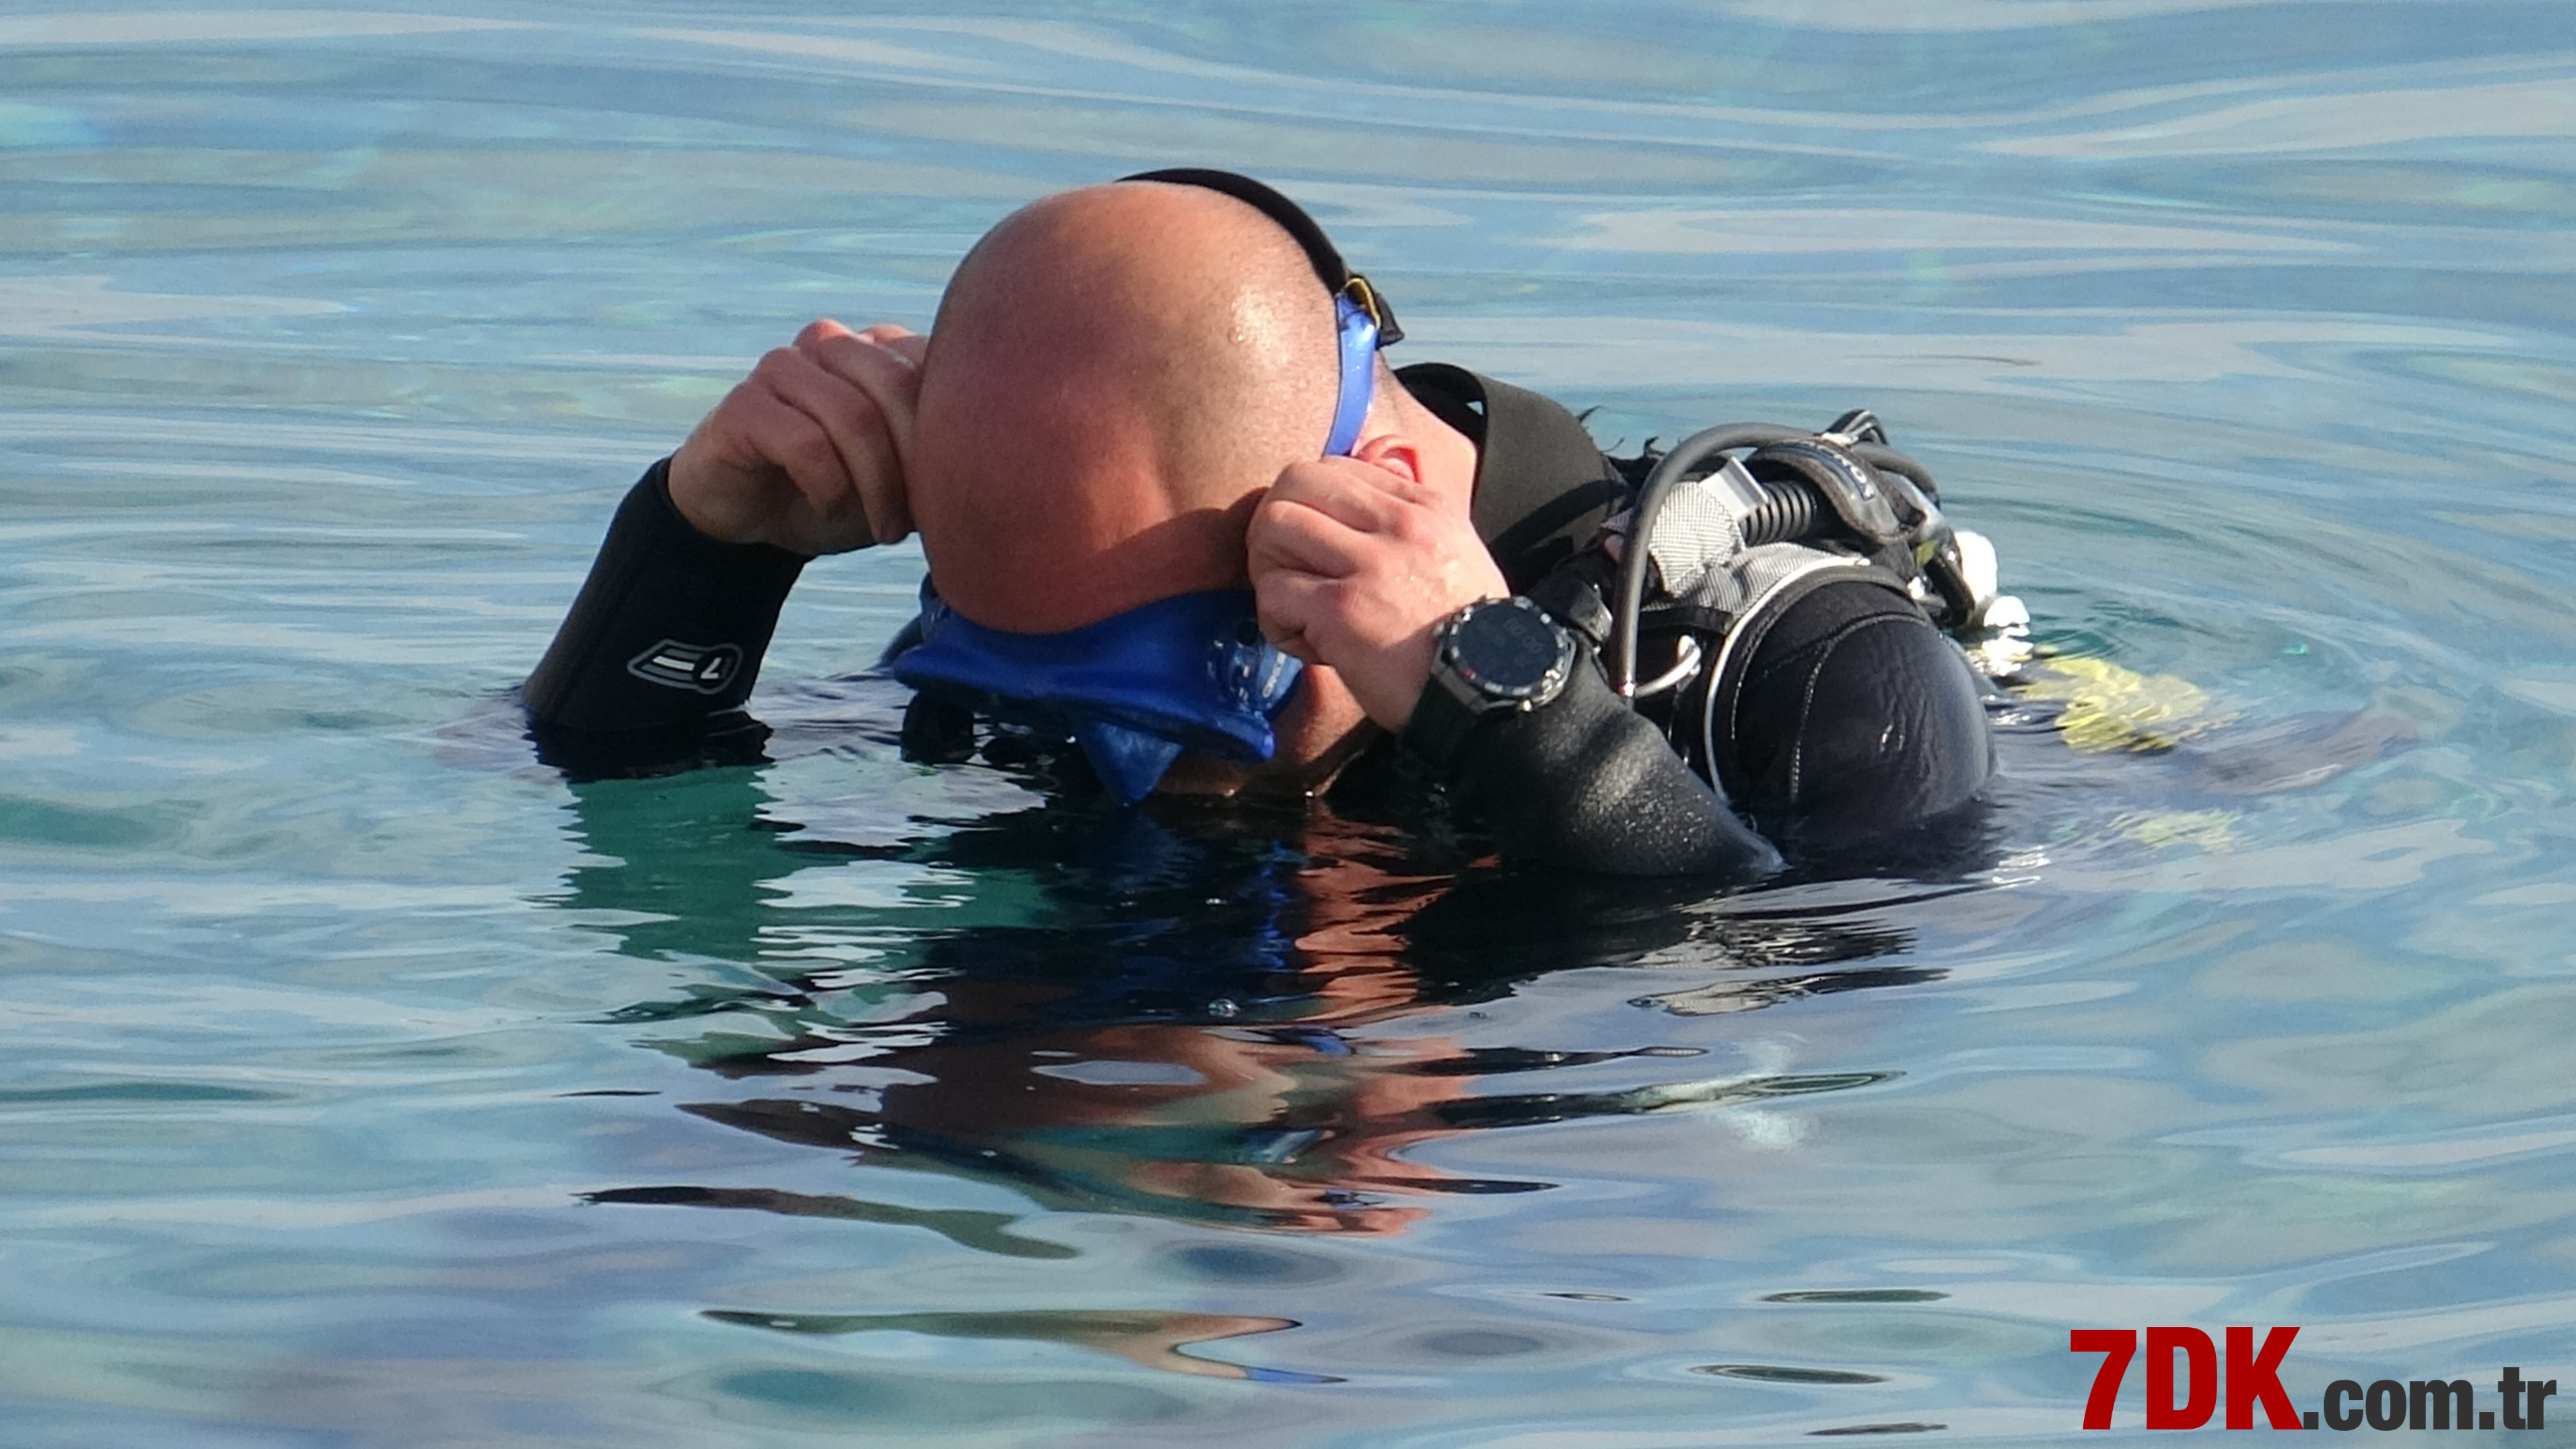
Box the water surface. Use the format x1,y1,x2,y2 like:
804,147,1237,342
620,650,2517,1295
5,2,2576,1444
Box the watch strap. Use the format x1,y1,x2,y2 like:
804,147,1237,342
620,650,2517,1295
1401,668,1482,775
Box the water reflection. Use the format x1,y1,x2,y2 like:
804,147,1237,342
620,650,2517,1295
702,1308,1333,1384
554,761,1938,1238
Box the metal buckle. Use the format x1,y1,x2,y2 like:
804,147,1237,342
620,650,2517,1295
1342,275,1402,346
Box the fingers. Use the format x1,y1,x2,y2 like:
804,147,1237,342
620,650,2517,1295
669,319,926,553
1248,444,1503,732
1255,567,1436,732
1252,570,1329,664
1269,455,1443,528
1249,493,1377,581
798,317,919,353
724,380,861,544
746,347,894,536
853,322,929,367
796,321,923,543
1251,456,1452,584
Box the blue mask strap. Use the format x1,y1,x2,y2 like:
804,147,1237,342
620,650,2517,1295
1322,289,1379,458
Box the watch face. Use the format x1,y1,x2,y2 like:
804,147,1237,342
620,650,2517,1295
1454,602,1566,699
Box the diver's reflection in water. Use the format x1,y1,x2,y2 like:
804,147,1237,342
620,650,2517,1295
559,765,1947,1237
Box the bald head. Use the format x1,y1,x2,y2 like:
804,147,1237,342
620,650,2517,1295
909,181,1349,633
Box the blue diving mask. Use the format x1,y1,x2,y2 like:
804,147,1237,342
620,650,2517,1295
890,585,1305,804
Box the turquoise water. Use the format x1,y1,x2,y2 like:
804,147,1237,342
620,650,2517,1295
6,1,2576,1442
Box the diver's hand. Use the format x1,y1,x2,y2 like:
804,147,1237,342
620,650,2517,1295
667,320,926,555
1248,440,1508,731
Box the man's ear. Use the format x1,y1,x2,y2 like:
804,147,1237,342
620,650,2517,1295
1350,432,1424,485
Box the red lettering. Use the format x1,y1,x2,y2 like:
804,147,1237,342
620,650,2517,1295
2226,1326,2302,1429
2145,1327,2217,1429
2071,1329,2137,1429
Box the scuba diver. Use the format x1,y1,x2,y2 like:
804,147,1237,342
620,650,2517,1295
524,170,2014,876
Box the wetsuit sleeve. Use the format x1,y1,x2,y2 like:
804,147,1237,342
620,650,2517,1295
523,458,808,733
1444,653,1783,879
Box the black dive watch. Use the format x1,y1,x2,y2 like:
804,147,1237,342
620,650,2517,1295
1401,596,1579,773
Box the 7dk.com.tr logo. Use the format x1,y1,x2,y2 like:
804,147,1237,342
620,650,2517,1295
2072,1328,2560,1431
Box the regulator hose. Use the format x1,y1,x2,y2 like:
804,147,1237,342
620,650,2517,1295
1609,423,1801,699
1735,478,1825,548
1607,424,1948,700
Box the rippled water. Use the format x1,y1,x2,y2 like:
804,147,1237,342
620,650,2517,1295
6,2,2576,1443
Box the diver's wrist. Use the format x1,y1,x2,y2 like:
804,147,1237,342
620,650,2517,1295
1400,597,1577,775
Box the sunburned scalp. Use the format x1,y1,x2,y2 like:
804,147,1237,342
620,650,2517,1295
909,181,1343,633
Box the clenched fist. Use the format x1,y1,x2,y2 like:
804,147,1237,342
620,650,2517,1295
668,320,926,557
1247,437,1508,732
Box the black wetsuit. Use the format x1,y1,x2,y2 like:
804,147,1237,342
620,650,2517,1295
526,365,1994,877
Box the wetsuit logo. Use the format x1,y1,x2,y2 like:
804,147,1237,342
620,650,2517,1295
625,639,742,695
